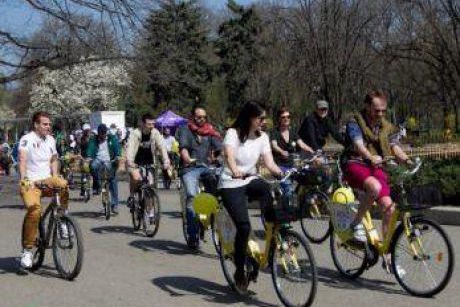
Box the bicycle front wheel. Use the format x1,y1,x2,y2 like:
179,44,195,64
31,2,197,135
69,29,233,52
300,191,332,244
271,229,317,307
52,215,84,280
330,232,367,279
218,241,237,291
210,214,220,255
142,189,161,237
102,185,111,220
391,217,454,297
131,191,142,230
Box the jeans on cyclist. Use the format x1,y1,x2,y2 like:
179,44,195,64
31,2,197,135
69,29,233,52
181,167,216,244
90,159,119,209
220,178,273,274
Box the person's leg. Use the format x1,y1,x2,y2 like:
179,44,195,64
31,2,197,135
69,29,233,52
21,186,42,249
181,169,201,244
220,186,251,274
108,163,119,209
374,168,393,240
90,159,102,193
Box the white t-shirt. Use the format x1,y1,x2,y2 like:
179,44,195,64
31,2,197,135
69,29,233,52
164,136,176,152
19,132,57,181
96,140,111,162
219,128,271,189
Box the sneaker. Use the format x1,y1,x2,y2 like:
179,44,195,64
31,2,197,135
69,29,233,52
112,206,119,215
351,223,367,243
60,223,69,239
20,249,33,269
148,209,155,224
233,270,249,294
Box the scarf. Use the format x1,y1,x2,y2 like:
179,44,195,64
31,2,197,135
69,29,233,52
188,120,222,140
353,111,397,157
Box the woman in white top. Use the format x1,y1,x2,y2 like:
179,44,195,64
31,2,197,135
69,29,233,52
220,101,283,291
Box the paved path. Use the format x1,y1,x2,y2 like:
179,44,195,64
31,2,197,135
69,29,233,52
0,176,458,307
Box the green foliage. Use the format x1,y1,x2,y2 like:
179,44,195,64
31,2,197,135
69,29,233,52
215,0,263,115
141,0,211,108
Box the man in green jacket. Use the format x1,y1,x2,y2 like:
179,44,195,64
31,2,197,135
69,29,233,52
87,124,121,214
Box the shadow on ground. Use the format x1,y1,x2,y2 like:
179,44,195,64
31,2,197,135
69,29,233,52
152,275,277,307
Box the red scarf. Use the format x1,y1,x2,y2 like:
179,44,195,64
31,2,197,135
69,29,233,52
188,120,222,140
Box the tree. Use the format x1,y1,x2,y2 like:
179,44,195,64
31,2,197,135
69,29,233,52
0,0,153,84
139,0,211,109
29,59,130,116
215,0,264,115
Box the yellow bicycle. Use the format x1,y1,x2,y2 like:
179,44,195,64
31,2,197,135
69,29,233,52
211,173,318,307
329,158,454,297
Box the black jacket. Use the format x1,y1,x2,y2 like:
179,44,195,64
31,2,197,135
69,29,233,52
298,113,344,151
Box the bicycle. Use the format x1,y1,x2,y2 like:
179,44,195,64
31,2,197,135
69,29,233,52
80,159,91,203
94,159,118,220
293,151,336,244
180,162,220,250
329,157,454,297
130,164,161,237
216,172,318,307
21,182,84,280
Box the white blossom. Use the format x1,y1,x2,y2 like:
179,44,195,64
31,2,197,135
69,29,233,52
30,58,130,116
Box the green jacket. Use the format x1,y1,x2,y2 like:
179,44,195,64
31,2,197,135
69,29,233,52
86,134,121,161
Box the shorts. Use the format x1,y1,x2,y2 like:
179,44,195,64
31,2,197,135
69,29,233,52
344,162,390,199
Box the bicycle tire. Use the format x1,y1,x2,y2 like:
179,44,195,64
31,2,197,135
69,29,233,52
103,183,110,220
142,189,161,237
131,191,142,230
218,240,237,291
271,229,317,307
52,214,84,280
180,190,194,247
210,214,220,255
330,231,367,279
390,217,454,297
300,191,332,244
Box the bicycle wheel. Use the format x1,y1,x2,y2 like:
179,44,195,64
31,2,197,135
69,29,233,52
142,189,161,237
218,241,237,291
271,229,317,307
330,232,367,279
390,217,454,297
300,191,332,244
131,191,142,230
180,189,193,245
102,184,110,220
210,214,220,255
52,215,84,280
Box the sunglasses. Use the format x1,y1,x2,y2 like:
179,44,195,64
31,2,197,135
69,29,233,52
318,108,328,112
280,115,290,119
374,109,387,114
195,115,207,120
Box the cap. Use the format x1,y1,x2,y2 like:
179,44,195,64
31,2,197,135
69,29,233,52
109,123,117,129
316,100,329,109
98,124,108,134
82,123,91,131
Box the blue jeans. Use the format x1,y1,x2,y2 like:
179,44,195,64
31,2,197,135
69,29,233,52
90,159,119,208
280,166,295,206
181,167,213,242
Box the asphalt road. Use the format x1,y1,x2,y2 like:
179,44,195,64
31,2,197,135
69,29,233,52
0,176,459,307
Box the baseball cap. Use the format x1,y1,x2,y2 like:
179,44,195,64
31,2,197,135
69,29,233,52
82,123,91,131
316,100,329,109
98,124,108,134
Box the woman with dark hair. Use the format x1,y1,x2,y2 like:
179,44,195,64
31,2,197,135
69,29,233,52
219,101,283,292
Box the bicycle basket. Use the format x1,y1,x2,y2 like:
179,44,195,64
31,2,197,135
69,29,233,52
216,209,236,253
328,201,359,233
296,166,332,186
264,191,301,223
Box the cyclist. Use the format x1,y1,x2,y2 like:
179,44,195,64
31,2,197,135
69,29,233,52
343,90,412,271
220,101,283,291
177,104,222,248
18,111,68,269
298,100,344,160
270,107,314,200
87,124,121,215
126,113,170,214
78,124,93,196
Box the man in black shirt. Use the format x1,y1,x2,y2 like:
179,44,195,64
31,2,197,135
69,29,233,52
298,100,344,155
